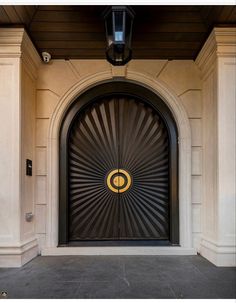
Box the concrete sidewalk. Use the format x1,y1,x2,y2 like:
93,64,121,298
0,255,235,299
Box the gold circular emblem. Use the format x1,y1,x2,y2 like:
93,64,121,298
107,169,131,193
113,175,125,187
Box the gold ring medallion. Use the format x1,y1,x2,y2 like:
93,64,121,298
106,169,132,193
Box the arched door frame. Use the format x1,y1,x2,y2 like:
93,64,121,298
44,72,193,254
59,81,179,246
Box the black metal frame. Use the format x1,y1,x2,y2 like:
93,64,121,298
59,80,179,246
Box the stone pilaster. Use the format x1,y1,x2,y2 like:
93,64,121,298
196,27,236,266
0,28,41,267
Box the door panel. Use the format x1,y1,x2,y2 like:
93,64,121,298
118,98,169,239
68,96,169,241
69,98,119,240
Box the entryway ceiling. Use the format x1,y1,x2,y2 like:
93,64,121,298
0,5,235,60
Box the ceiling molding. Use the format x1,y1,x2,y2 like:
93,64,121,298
1,5,236,60
0,28,41,79
196,27,236,76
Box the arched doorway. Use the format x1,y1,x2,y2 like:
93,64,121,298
59,81,179,246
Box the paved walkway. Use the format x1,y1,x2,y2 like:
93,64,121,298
0,255,235,299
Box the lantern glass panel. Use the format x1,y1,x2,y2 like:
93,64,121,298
105,12,113,46
114,11,124,42
125,12,132,45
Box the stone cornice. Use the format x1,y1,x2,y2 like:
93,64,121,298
0,28,41,79
196,27,236,76
21,31,41,80
0,28,23,57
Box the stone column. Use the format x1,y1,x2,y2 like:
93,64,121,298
196,27,236,266
0,28,41,267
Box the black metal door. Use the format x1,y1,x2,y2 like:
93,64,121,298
68,96,170,241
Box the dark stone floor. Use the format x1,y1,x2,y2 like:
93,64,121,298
0,255,235,299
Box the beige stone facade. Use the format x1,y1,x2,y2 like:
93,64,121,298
0,27,235,267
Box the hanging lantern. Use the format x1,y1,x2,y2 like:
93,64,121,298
103,6,135,66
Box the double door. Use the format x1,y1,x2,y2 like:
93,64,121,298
68,95,170,241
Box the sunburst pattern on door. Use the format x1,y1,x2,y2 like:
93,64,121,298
68,96,169,241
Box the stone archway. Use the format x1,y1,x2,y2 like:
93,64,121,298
59,81,179,246
43,71,193,255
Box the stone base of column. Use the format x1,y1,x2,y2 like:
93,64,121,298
200,238,236,267
0,238,38,268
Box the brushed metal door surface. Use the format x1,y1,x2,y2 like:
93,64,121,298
68,96,169,241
